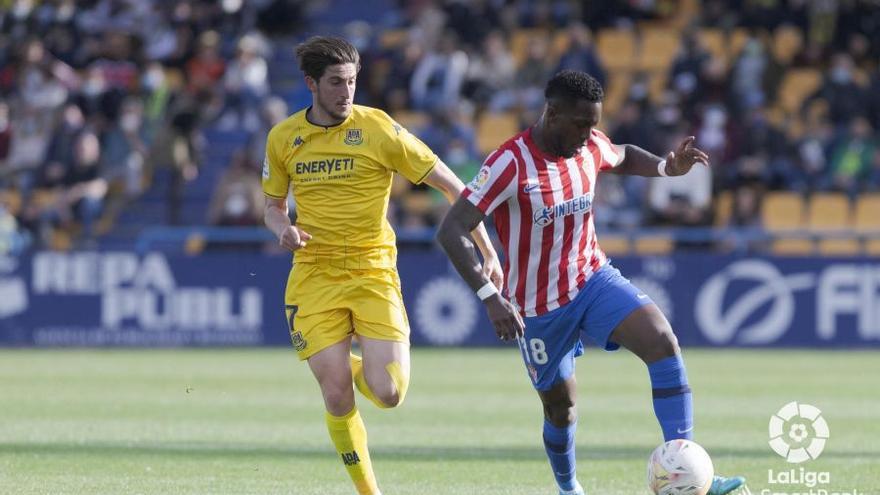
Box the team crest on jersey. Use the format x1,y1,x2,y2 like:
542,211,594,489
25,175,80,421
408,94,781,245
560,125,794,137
533,192,594,227
262,156,270,179
344,128,363,145
468,166,491,191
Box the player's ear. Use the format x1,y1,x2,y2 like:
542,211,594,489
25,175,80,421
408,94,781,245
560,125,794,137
304,75,318,93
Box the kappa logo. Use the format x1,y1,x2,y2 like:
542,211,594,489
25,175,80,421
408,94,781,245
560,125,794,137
344,128,363,145
262,156,270,179
392,123,402,135
293,136,304,147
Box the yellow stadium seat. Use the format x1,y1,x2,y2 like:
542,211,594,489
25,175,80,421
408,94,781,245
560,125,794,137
477,112,520,156
634,236,673,255
865,239,880,256
0,190,22,216
807,193,852,231
778,69,822,113
639,26,680,71
817,238,860,256
773,25,804,64
379,29,408,50
713,190,733,227
604,71,631,116
854,194,880,232
392,110,429,133
698,28,725,62
771,238,814,256
597,28,636,71
510,28,547,68
761,192,805,231
600,235,630,256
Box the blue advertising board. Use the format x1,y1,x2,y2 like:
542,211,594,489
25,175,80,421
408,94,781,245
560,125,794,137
1,251,879,347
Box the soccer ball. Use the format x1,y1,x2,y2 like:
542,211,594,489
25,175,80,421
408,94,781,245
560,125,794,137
647,439,714,495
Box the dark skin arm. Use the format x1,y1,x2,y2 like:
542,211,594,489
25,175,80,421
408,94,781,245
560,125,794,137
436,199,525,341
606,136,710,177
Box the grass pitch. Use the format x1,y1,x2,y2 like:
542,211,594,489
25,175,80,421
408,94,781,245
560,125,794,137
1,348,878,494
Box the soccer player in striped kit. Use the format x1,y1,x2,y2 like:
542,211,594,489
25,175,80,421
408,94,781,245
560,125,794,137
436,70,745,495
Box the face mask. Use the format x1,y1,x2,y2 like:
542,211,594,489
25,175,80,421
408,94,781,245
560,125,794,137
142,70,164,91
830,67,851,84
82,80,104,97
121,113,140,132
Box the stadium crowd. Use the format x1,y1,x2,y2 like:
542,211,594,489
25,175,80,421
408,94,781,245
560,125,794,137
0,0,879,253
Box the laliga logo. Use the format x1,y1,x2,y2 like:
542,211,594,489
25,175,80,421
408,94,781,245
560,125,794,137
695,260,814,344
769,402,829,463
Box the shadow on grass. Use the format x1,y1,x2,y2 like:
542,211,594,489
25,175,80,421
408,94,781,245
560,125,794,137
1,442,877,462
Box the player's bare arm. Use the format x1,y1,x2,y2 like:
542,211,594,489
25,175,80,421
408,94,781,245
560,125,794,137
436,198,524,341
607,136,710,177
422,160,503,289
263,195,312,251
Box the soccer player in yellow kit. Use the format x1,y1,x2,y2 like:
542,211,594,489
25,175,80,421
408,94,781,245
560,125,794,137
262,36,502,495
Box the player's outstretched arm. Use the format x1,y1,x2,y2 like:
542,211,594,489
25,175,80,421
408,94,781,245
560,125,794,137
437,199,524,341
263,196,312,251
607,136,710,177
422,160,503,289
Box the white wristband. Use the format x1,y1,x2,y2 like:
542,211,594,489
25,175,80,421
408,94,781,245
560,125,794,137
476,282,499,301
657,159,668,177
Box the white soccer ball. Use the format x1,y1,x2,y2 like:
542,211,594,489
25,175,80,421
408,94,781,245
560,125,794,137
647,439,715,495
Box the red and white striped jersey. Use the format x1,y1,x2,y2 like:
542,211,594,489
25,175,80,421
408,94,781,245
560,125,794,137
462,127,621,317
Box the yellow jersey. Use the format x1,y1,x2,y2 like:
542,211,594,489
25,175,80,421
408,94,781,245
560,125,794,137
262,104,437,269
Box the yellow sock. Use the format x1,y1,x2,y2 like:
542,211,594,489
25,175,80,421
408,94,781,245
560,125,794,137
350,354,409,409
351,353,386,408
325,407,379,495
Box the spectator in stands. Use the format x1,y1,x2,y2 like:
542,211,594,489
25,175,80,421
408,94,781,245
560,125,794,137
207,149,263,227
730,35,783,114
825,117,878,196
0,100,11,176
667,30,711,114
220,34,270,131
63,130,107,243
793,118,834,192
410,31,469,112
803,53,867,128
647,134,713,228
463,30,515,111
101,98,148,196
555,22,606,88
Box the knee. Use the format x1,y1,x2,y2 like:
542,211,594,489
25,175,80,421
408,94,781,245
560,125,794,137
543,397,577,427
322,385,355,415
374,388,402,409
640,324,680,364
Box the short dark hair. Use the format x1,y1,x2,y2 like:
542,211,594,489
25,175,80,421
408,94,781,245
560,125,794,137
545,70,604,103
295,36,361,81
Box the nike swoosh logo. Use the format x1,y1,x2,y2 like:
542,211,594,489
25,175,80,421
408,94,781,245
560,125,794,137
637,294,649,299
523,184,540,193
677,426,694,434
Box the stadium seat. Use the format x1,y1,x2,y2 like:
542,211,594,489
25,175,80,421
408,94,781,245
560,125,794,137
600,234,630,255
639,26,680,71
772,25,804,64
761,191,805,231
510,28,547,68
597,28,636,71
778,69,822,113
713,190,733,227
391,110,429,134
771,238,814,256
604,71,631,116
817,238,860,256
854,194,880,232
477,112,520,155
379,29,408,50
807,193,852,231
0,189,22,216
698,28,726,62
634,235,673,255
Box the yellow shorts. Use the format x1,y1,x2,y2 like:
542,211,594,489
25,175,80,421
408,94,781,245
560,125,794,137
284,263,410,360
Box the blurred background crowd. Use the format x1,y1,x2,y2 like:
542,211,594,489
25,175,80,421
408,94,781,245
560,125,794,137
1,0,879,256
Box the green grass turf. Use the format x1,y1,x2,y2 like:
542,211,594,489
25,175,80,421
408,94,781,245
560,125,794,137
1,348,878,495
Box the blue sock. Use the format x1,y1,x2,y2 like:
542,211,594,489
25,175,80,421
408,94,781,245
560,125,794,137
543,419,577,491
648,354,694,441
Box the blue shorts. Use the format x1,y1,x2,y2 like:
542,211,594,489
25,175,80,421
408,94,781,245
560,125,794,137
516,263,653,391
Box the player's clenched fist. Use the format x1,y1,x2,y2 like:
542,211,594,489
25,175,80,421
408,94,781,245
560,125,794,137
484,294,525,341
278,225,312,251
